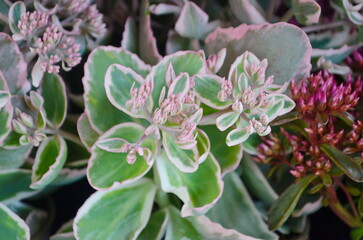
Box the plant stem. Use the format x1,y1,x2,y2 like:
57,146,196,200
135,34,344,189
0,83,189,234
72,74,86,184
190,39,200,51
281,9,294,22
334,177,359,217
267,0,277,22
302,21,346,33
199,108,231,125
326,185,363,228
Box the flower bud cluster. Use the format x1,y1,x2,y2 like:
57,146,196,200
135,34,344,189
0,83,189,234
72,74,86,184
58,0,90,13
81,5,107,40
126,80,153,114
290,71,363,121
346,48,363,75
16,11,48,40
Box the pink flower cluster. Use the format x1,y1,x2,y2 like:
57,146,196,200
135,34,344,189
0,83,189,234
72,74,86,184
17,11,48,39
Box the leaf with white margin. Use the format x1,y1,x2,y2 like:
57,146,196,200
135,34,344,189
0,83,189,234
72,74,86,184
139,0,162,65
87,123,158,190
121,17,138,54
150,51,205,110
74,178,156,240
0,73,12,144
165,206,259,240
216,111,240,131
149,3,181,15
0,33,28,94
175,1,208,39
206,172,278,240
83,46,150,133
0,203,30,240
156,150,223,217
194,74,233,109
41,73,67,128
228,0,266,25
137,209,169,240
162,129,210,173
0,145,31,170
266,94,296,122
31,135,68,189
105,64,147,118
200,125,243,175
226,128,249,146
264,99,284,123
0,169,37,204
77,113,100,152
292,0,321,25
205,23,311,85
166,30,192,54
8,1,25,35
167,72,190,97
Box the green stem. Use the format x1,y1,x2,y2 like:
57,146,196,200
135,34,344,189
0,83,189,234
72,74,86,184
281,9,294,22
267,0,277,22
190,39,200,51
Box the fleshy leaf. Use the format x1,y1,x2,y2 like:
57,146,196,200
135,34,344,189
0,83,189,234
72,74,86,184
96,138,128,153
194,74,233,109
104,64,146,118
121,17,138,54
137,209,169,240
0,169,36,203
0,203,30,240
292,0,321,25
206,172,278,240
166,206,258,240
74,179,156,240
241,155,278,205
167,72,190,97
139,0,162,65
320,144,363,182
40,73,67,128
0,145,31,170
77,113,100,152
200,125,243,175
87,123,157,190
0,98,12,144
226,128,249,146
175,1,208,39
30,135,68,189
162,129,210,173
0,33,28,93
150,51,205,110
205,23,311,85
268,175,316,230
216,111,239,131
156,150,223,217
8,1,25,35
228,0,266,24
83,46,150,133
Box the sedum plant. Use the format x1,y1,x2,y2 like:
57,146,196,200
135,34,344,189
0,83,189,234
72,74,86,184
0,0,363,239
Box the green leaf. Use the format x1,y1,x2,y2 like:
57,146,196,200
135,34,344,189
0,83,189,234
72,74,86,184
88,123,158,190
8,1,25,34
228,0,266,24
0,145,31,170
156,150,223,217
83,46,150,133
77,113,99,152
105,64,148,118
137,209,169,240
268,174,316,230
342,0,363,25
30,135,68,189
150,51,205,110
292,0,321,25
264,99,284,122
162,129,210,173
0,100,12,144
241,155,278,205
175,1,208,39
139,0,162,65
242,133,261,155
0,203,30,240
207,172,278,240
226,128,250,146
206,22,311,85
166,206,258,240
0,169,36,203
0,33,28,94
74,178,157,240
41,73,67,128
121,17,138,54
200,125,243,175
216,111,239,131
359,193,363,216
168,72,190,97
320,144,363,182
194,74,233,109
351,228,363,240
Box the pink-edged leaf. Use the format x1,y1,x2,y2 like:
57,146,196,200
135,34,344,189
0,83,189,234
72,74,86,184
206,23,312,85
121,17,138,54
77,113,100,152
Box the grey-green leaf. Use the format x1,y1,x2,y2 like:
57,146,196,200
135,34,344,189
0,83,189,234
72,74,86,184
74,179,157,240
0,203,30,240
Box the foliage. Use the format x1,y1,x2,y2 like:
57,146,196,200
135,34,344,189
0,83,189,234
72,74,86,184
0,0,362,239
